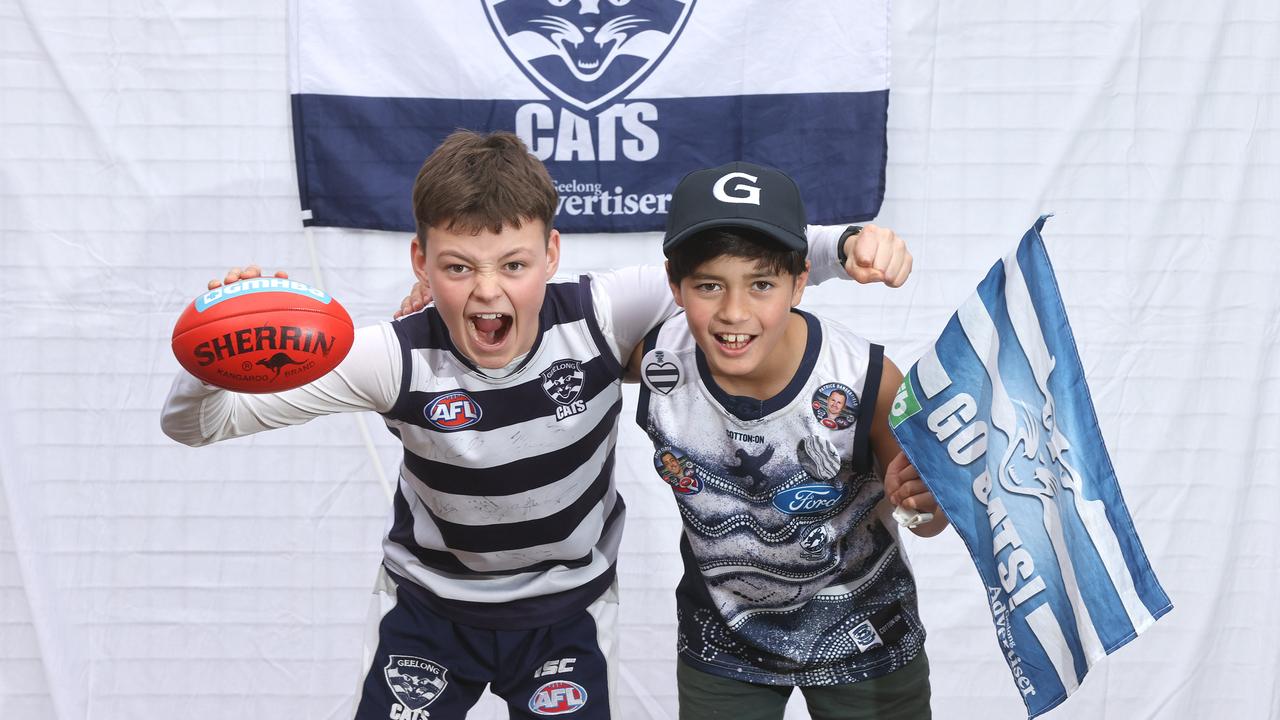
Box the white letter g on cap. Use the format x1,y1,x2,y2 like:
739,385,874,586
712,172,761,205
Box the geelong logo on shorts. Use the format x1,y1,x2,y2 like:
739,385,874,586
529,679,589,715
383,654,448,711
425,391,482,430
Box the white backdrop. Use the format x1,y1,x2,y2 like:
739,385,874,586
1,1,1277,718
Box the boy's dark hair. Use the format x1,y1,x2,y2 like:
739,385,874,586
665,227,807,285
411,130,557,242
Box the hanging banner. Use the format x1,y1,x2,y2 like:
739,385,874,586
288,0,889,233
889,216,1173,717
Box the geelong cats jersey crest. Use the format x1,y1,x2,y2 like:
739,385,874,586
542,358,587,420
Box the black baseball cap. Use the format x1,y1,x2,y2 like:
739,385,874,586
663,161,807,256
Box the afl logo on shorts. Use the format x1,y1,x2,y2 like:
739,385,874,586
425,391,482,431
529,679,588,715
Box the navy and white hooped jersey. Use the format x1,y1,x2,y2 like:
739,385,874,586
635,310,925,686
380,275,643,629
161,267,680,630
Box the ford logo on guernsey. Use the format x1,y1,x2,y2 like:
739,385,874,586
425,391,483,431
772,484,846,515
529,680,588,715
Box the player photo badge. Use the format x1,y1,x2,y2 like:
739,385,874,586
812,382,857,430
653,446,700,495
641,348,683,395
384,655,448,712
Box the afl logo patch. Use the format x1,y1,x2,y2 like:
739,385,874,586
529,679,588,715
812,382,857,430
642,348,683,395
542,359,585,405
425,391,482,430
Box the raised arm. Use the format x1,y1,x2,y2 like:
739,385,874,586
805,224,912,287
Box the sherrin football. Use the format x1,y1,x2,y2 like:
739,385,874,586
171,277,354,393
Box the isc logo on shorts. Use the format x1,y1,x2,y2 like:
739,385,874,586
425,392,482,430
528,680,588,715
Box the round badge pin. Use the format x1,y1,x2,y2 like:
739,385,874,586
811,382,857,430
641,348,684,395
654,446,700,495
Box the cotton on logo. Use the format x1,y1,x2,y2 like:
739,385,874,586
712,172,761,205
528,680,588,715
425,392,482,430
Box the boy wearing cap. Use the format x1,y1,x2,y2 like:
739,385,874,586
630,162,948,719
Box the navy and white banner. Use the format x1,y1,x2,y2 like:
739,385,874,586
288,0,889,233
888,217,1172,717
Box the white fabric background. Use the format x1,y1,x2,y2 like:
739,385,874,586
1,1,1276,718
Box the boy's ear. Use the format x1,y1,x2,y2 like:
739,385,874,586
790,259,811,307
666,261,686,308
410,235,430,285
544,229,561,278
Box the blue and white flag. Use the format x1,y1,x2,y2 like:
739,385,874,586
888,217,1172,718
288,0,889,233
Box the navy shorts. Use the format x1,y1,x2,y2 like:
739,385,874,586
353,572,617,719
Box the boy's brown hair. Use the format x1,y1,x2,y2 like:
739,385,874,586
411,130,558,242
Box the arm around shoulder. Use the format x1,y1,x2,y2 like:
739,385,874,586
590,265,679,375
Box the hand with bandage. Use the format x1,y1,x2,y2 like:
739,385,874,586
885,452,944,534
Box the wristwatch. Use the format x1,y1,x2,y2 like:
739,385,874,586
836,225,862,266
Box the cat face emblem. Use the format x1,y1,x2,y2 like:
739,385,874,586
483,0,696,112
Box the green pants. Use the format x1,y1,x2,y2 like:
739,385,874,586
676,652,931,720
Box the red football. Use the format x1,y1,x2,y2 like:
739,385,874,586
171,277,354,393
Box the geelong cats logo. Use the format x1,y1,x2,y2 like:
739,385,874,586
543,359,588,421
384,655,449,712
483,0,696,112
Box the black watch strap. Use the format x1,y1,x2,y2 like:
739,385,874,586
837,225,862,265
